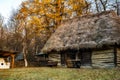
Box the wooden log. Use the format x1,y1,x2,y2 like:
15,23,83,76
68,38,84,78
92,49,115,68
117,48,120,67
49,53,60,66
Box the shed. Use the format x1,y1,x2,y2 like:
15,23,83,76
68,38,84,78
41,11,120,68
0,50,18,69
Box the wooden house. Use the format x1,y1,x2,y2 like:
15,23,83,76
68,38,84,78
41,11,120,68
0,50,18,69
35,52,58,67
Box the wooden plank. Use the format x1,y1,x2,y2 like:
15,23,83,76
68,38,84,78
92,49,115,68
92,63,115,68
49,53,61,66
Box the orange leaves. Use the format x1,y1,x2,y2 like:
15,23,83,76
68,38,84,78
66,0,86,13
20,7,27,13
31,16,40,24
42,0,52,4
16,0,88,37
29,16,45,28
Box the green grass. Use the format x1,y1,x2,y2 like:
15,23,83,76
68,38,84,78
0,67,120,80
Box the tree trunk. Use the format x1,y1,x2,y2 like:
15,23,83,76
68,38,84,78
34,31,37,54
117,1,120,15
23,22,28,67
99,0,107,11
24,53,28,67
23,41,28,67
94,0,100,13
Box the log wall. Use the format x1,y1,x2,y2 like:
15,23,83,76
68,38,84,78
117,48,120,67
92,49,115,68
49,53,61,66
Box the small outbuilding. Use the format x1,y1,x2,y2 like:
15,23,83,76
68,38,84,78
0,50,18,69
41,11,120,68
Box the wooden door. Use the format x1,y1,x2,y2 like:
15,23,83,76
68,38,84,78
61,53,66,66
80,50,92,67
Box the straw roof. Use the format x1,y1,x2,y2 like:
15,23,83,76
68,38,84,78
42,11,120,53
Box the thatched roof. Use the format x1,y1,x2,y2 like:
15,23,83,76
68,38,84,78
42,11,120,53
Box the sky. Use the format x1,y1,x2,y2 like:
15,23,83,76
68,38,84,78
0,0,25,22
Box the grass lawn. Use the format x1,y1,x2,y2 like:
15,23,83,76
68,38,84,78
0,67,120,80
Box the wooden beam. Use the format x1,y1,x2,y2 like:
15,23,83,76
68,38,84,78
11,54,15,68
76,52,79,60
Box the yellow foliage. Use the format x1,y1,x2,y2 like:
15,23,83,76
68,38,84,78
16,0,88,35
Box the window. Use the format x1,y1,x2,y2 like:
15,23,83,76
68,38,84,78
1,63,4,65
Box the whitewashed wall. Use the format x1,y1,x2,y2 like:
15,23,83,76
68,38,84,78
0,58,10,69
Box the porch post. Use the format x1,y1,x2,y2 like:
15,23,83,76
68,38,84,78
11,54,15,68
114,46,117,67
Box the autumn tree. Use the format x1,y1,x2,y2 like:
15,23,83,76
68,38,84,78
7,9,23,51
15,0,88,67
88,0,117,13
